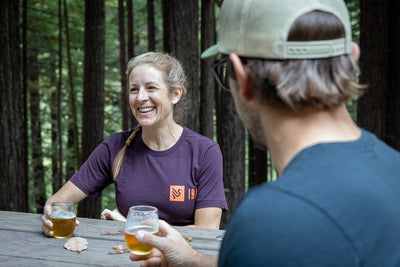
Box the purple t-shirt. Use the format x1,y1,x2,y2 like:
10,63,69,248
70,127,227,225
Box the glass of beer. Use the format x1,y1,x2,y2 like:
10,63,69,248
49,201,76,238
124,205,159,255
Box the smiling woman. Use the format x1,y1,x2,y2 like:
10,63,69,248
41,53,228,237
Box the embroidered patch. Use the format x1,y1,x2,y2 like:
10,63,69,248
170,185,185,202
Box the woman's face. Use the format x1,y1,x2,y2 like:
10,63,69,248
128,64,179,128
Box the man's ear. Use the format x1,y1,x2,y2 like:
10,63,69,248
351,42,360,62
229,53,253,101
171,87,182,104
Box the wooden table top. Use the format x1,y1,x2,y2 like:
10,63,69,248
0,210,224,266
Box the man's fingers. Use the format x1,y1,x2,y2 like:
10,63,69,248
76,219,80,226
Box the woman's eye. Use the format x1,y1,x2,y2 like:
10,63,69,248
129,88,138,93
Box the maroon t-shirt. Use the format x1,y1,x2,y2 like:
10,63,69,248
70,127,227,225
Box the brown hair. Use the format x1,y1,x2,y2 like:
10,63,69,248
112,52,187,180
243,11,364,110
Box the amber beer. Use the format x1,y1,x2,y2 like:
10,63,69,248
125,225,159,255
50,202,76,238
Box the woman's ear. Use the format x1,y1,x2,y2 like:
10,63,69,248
229,53,253,101
171,87,183,104
351,42,360,62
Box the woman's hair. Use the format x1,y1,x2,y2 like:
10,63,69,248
242,11,365,110
112,52,187,180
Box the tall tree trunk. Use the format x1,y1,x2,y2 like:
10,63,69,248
161,0,172,53
162,0,200,131
118,0,129,130
78,0,105,219
50,56,61,194
216,88,246,228
248,136,268,188
200,0,216,139
147,0,155,51
357,1,387,139
64,0,80,170
22,0,29,188
385,1,400,151
127,0,135,60
0,0,28,211
29,53,46,214
126,0,137,129
57,0,63,190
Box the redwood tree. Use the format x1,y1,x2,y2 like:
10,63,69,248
0,0,28,211
162,0,200,131
200,0,216,139
78,0,105,218
358,0,400,152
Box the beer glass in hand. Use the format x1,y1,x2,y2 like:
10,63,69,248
124,206,159,255
50,202,76,238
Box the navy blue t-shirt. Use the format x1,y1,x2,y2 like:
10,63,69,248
219,129,400,266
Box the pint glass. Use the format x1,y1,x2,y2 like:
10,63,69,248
124,205,159,255
50,201,76,238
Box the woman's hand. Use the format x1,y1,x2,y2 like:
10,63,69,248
41,204,80,237
100,208,127,222
41,205,54,237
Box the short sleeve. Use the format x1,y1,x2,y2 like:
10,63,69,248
69,139,115,200
195,143,228,210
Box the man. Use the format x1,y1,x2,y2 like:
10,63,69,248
130,0,400,266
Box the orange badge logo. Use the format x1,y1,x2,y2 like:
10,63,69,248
170,185,185,202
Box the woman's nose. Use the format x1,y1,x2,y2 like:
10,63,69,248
137,88,148,101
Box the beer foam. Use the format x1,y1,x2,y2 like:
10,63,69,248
51,209,76,219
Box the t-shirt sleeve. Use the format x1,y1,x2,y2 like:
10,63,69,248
69,139,115,200
195,143,228,210
218,186,358,266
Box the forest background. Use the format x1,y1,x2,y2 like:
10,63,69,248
1,0,399,228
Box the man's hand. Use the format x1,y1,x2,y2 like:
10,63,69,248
129,220,217,267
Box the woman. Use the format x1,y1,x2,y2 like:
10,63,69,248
41,52,227,236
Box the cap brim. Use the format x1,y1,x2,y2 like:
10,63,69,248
201,44,220,59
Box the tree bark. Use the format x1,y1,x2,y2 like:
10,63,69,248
118,0,129,130
57,0,64,191
357,0,387,139
248,136,268,188
127,0,138,129
22,0,29,188
216,89,246,228
28,53,46,214
147,0,155,51
162,0,200,131
78,0,105,219
64,0,80,170
50,55,61,194
200,0,216,139
0,0,28,211
127,0,135,60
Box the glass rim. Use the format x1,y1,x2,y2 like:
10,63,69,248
129,205,158,212
51,201,74,206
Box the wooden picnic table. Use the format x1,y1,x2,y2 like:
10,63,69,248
0,210,224,266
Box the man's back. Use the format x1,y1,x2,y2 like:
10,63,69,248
219,129,400,266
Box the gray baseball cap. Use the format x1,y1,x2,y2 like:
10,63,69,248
201,0,352,59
